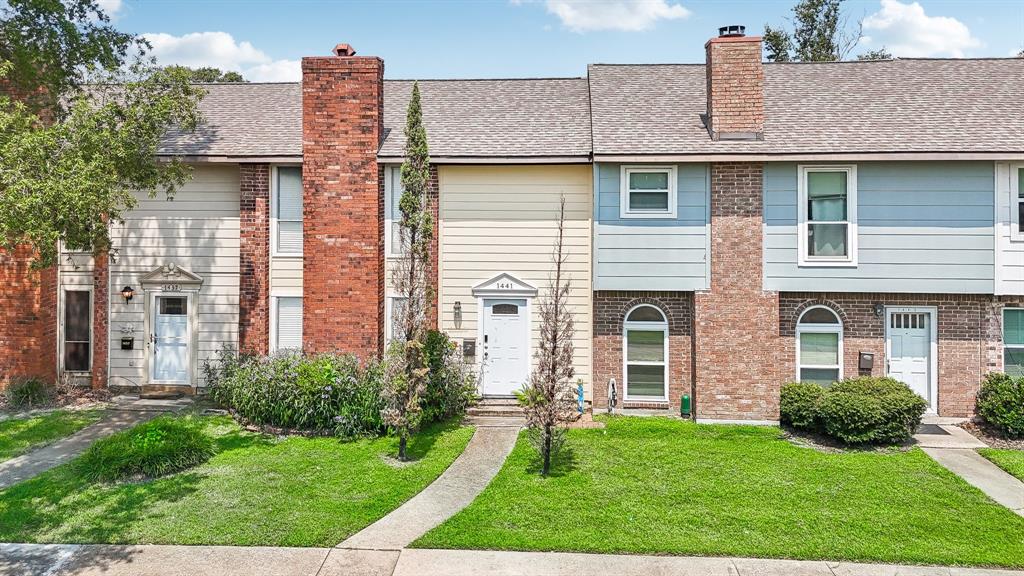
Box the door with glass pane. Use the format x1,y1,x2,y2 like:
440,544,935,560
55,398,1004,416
152,295,190,385
886,308,935,411
62,289,92,373
481,298,528,396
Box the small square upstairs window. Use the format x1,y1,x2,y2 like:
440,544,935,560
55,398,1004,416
798,165,858,267
620,166,677,219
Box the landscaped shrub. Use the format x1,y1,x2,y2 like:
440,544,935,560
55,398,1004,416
421,330,478,424
3,377,54,409
78,415,214,482
780,381,824,430
976,372,1024,437
818,377,927,445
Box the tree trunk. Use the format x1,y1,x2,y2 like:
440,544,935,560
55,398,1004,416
399,433,408,461
542,424,552,476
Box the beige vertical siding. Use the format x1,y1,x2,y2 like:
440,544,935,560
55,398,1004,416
438,165,593,393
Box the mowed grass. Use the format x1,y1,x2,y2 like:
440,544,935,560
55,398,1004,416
415,416,1024,568
980,448,1024,481
0,409,102,462
0,416,473,547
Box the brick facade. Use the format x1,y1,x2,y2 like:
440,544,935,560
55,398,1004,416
704,35,764,140
0,246,57,387
90,252,109,389
238,163,271,354
593,291,693,412
694,163,783,421
301,54,384,356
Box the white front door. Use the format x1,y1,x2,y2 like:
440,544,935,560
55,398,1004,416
152,295,190,384
481,298,529,396
886,308,936,411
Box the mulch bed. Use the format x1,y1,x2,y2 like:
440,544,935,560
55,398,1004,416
0,386,112,418
960,420,1024,450
780,425,913,454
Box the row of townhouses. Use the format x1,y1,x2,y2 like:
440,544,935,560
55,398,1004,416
1,28,1022,422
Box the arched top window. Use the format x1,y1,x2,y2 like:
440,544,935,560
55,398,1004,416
623,304,669,401
796,306,843,386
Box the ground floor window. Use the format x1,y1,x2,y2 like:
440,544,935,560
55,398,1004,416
623,304,668,400
1005,308,1024,377
273,297,302,351
62,289,92,372
796,306,842,385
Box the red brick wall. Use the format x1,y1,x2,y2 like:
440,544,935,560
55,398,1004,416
694,162,782,421
593,291,693,411
705,35,764,139
91,252,109,389
301,54,384,356
239,163,270,354
780,293,1024,417
0,246,57,387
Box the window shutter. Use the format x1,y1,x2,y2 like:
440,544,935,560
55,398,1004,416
276,297,303,350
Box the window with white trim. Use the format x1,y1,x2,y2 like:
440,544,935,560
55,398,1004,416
385,296,408,345
273,166,303,255
62,288,92,372
1012,165,1023,239
273,297,302,351
620,166,677,219
798,165,857,266
384,166,406,256
1004,308,1024,378
796,306,843,385
623,304,668,400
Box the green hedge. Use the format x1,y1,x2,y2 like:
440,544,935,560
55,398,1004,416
78,415,214,482
780,377,927,445
976,372,1024,437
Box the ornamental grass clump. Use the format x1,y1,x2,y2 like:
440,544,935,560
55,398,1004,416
3,377,54,409
78,415,213,482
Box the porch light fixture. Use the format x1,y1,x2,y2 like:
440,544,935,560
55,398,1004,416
873,303,884,318
453,301,462,328
121,286,135,304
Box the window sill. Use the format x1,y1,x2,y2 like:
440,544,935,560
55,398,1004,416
619,212,678,220
622,400,671,410
797,260,858,268
271,252,303,259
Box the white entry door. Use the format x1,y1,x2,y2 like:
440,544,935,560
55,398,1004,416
886,308,936,412
152,295,190,384
481,298,529,396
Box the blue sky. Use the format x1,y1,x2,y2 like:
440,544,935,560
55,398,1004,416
105,0,1024,81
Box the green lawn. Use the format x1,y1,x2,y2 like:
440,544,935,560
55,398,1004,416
0,416,473,547
415,416,1024,568
980,448,1024,481
0,409,102,462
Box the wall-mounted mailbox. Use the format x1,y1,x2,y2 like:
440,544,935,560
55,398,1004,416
859,352,874,371
121,337,134,351
462,338,476,357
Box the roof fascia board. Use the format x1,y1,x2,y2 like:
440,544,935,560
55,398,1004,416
594,152,1024,162
377,155,592,164
157,155,303,163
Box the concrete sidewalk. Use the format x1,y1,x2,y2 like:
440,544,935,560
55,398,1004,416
923,447,1024,516
2,544,1021,576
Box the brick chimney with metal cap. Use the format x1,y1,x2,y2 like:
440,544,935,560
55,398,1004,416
704,25,764,141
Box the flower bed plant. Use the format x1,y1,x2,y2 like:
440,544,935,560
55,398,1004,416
976,372,1024,437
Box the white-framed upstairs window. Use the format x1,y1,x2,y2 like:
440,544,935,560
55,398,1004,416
796,306,843,385
1004,308,1024,378
623,304,669,401
798,165,857,267
620,166,677,219
271,296,302,352
61,288,93,373
272,166,303,256
1011,163,1023,242
384,165,406,257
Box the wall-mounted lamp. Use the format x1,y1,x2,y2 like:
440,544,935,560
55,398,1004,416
453,301,462,329
121,286,135,304
873,303,884,318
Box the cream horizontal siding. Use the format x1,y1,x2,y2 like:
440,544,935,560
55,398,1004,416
107,164,241,388
439,165,593,394
271,256,303,291
996,162,1024,295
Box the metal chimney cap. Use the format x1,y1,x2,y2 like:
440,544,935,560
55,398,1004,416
718,25,746,38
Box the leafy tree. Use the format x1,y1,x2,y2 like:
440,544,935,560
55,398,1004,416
516,197,579,476
1018,48,1024,58
0,0,203,266
162,65,246,83
857,48,893,61
763,0,862,62
383,82,433,461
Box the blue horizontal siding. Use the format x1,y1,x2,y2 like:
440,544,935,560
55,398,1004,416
593,163,709,291
763,162,995,293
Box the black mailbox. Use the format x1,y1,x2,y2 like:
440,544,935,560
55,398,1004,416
121,337,134,351
462,338,476,357
859,352,874,371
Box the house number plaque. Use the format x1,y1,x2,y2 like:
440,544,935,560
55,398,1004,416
161,284,181,292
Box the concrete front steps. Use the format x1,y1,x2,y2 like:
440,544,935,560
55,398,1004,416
464,397,525,427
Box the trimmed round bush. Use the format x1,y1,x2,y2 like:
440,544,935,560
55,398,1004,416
976,372,1024,437
78,416,214,482
4,377,54,409
818,377,927,445
780,381,824,430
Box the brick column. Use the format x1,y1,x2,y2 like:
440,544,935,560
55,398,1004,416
302,53,384,356
91,251,109,389
694,163,782,421
0,246,57,387
239,164,271,354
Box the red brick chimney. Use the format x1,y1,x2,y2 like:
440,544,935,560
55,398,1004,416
704,25,764,141
301,45,385,356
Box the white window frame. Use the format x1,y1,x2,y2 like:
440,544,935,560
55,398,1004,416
622,304,670,401
384,294,408,347
1004,307,1024,376
269,293,303,352
620,166,678,219
59,287,93,374
270,164,303,257
798,165,858,267
384,165,406,257
1011,163,1024,242
795,305,844,384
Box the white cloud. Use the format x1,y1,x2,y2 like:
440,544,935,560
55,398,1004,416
142,31,300,82
529,0,691,32
861,0,981,58
97,0,123,17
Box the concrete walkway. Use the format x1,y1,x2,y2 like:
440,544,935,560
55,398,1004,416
3,544,1022,576
923,447,1024,516
339,425,520,550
